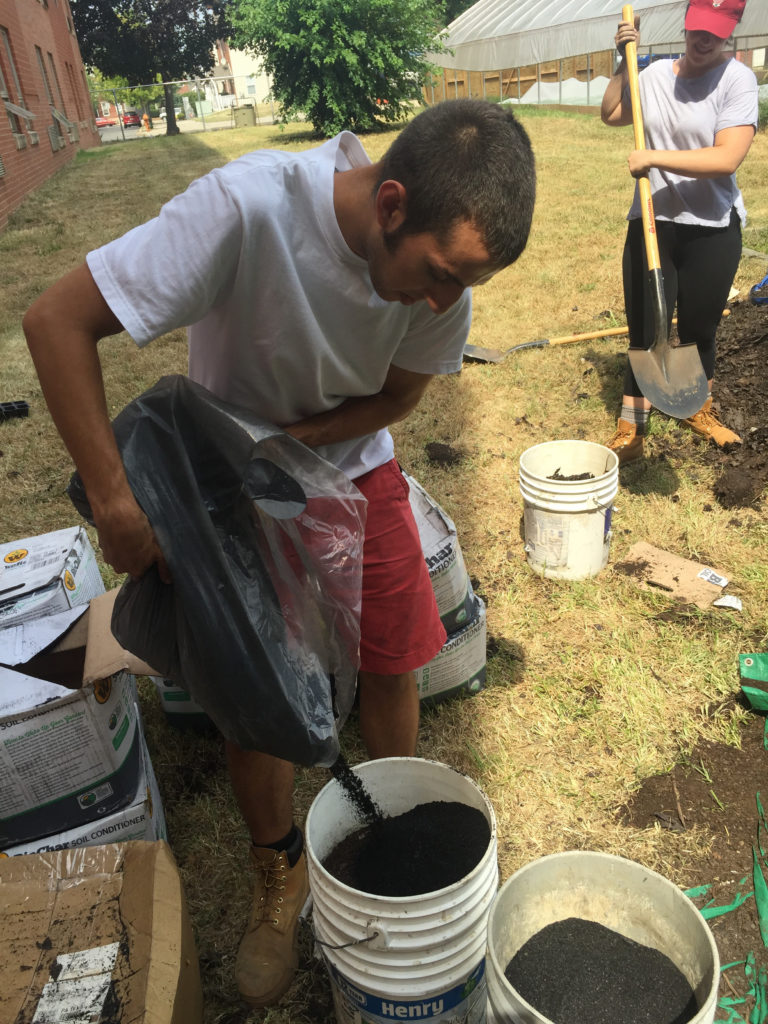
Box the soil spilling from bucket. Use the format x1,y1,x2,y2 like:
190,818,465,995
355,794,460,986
505,917,697,1024
323,801,490,896
329,755,384,825
547,469,596,481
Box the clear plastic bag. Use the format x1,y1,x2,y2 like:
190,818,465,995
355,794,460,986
68,375,366,766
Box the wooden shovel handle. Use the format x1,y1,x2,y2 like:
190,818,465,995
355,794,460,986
622,4,662,275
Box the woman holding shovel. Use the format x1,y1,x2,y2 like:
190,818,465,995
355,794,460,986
601,0,758,464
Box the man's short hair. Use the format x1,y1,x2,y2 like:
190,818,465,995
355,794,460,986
376,99,536,268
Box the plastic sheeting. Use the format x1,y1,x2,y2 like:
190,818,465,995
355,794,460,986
69,375,367,767
433,0,768,72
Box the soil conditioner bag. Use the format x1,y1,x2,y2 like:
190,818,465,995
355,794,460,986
68,375,367,767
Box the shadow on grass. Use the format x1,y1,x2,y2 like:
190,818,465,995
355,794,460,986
618,451,681,496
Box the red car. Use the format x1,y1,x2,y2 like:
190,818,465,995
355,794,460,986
122,110,142,127
95,115,116,128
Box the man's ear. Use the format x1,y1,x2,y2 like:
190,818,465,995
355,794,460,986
375,180,407,232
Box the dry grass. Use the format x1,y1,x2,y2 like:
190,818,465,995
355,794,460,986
1,111,766,1024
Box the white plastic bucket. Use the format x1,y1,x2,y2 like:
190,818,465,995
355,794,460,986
486,851,720,1024
518,440,619,580
306,757,498,1024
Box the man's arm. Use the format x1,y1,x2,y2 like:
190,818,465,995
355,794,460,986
284,364,434,448
23,262,168,580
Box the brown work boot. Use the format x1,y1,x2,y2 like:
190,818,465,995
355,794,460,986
235,845,310,1008
605,418,644,465
682,396,741,446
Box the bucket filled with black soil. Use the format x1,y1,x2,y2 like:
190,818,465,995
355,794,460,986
518,440,618,580
486,851,720,1024
306,757,498,1024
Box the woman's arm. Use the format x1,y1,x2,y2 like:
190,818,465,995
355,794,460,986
627,124,756,179
601,18,639,126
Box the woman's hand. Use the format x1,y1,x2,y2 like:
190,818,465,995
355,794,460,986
628,150,653,177
615,17,640,54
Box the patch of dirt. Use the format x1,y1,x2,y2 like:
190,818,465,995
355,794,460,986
425,441,464,466
620,710,768,1004
703,300,768,508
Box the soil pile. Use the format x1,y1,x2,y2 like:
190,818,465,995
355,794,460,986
322,801,490,896
706,300,768,508
505,917,697,1024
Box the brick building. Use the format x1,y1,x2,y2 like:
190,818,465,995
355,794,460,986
0,0,98,232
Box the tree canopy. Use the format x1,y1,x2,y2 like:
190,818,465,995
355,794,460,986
230,0,447,136
72,0,230,132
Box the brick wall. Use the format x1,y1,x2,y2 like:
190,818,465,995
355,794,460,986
0,0,99,232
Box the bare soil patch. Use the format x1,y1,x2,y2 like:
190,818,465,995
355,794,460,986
702,299,768,508
621,710,767,1004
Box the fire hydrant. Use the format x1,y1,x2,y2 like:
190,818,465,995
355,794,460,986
142,113,151,133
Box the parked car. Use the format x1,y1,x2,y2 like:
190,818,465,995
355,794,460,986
122,110,142,127
158,107,183,120
95,115,117,128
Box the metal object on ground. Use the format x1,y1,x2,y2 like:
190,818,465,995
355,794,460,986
622,3,708,419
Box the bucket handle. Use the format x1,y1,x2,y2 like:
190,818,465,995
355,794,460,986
314,931,380,951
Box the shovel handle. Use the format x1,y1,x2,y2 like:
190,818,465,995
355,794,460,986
622,5,662,277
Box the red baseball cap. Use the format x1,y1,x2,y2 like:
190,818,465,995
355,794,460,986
684,0,747,38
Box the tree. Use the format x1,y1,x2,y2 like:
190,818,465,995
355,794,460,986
71,0,231,134
443,0,476,26
230,0,447,136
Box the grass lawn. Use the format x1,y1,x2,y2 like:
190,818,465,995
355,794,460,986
0,108,766,1023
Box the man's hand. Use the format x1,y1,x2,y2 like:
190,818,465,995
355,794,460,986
92,490,170,582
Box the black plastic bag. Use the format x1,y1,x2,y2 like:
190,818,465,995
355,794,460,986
69,375,366,766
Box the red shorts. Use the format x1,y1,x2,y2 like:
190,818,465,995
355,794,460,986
354,459,446,675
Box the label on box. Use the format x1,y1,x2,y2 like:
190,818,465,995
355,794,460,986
0,669,142,845
0,527,104,628
2,724,166,854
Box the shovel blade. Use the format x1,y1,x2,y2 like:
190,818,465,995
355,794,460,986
628,344,709,419
462,343,507,363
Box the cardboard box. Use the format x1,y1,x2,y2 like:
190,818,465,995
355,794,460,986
0,526,104,629
416,595,487,703
2,724,167,855
0,590,157,847
0,840,203,1024
405,473,475,634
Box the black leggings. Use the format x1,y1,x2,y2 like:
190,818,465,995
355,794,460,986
621,209,741,398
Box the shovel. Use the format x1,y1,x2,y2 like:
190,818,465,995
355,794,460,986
622,4,708,418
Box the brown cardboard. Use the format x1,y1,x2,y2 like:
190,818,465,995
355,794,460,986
614,541,728,609
0,840,202,1024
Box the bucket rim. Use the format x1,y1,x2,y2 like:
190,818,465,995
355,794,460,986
487,849,720,1023
306,756,498,903
518,439,619,480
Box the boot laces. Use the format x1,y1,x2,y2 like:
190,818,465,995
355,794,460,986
608,425,635,447
255,856,287,925
689,407,720,434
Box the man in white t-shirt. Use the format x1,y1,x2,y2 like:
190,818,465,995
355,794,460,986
23,98,536,1007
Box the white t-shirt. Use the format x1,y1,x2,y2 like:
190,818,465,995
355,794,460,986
626,57,758,227
87,132,471,479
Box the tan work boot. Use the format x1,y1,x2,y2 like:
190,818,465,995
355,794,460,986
682,396,741,446
235,845,310,1008
605,418,644,465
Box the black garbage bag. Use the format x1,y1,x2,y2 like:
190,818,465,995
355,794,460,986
68,375,366,766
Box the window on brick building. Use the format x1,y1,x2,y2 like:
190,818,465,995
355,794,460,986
35,45,73,149
1,27,36,147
